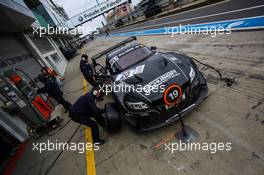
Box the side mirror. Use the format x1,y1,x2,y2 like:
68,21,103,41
150,46,157,51
92,58,96,66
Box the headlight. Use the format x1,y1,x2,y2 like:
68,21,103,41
125,101,149,110
189,66,196,82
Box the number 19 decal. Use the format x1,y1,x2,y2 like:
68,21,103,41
163,84,182,106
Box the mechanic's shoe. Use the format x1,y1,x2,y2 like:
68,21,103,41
94,139,106,145
97,97,104,101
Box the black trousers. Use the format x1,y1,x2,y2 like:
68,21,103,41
0,139,12,157
69,113,105,142
54,95,72,110
84,76,99,87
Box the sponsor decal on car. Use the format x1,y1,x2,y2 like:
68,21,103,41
146,70,180,87
143,70,181,94
227,21,244,28
115,65,145,81
163,84,182,106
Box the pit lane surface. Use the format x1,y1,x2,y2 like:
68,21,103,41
93,31,264,175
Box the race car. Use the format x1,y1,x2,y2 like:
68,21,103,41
91,37,208,132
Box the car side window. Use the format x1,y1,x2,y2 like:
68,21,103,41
106,58,119,75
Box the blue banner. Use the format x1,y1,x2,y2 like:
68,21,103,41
112,16,264,37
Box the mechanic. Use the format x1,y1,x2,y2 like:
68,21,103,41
41,67,64,86
105,29,110,37
69,90,106,145
37,74,72,111
80,54,99,87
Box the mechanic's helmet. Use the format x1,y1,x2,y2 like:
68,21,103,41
91,87,99,96
92,89,99,96
91,87,102,99
81,54,89,62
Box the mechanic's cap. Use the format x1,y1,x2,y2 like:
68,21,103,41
92,89,98,96
81,54,88,60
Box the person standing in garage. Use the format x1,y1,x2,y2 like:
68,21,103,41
37,74,72,111
41,67,64,87
80,54,99,87
69,91,106,145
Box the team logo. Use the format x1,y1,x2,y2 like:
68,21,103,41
227,21,244,28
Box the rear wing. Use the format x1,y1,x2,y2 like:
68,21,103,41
91,36,137,62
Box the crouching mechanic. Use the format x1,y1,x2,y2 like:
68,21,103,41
69,90,106,145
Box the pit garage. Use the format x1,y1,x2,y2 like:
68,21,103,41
0,33,43,141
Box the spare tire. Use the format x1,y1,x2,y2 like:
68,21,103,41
105,103,121,133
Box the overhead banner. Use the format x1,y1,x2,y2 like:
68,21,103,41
69,0,127,27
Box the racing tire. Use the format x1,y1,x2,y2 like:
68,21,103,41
105,103,121,133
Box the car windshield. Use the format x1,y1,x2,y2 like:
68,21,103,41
112,47,152,73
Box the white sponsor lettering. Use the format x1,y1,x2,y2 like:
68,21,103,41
144,70,180,93
115,65,145,81
69,0,127,27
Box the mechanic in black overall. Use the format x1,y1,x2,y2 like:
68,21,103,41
80,54,99,87
69,90,106,145
37,74,72,111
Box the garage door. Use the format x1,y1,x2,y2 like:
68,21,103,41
29,35,67,75
0,34,42,81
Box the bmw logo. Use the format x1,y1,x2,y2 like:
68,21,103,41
78,16,84,22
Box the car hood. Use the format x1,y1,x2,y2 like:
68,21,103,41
114,53,191,103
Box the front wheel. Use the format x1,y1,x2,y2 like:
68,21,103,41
105,103,122,133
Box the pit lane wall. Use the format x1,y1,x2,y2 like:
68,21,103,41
111,16,264,37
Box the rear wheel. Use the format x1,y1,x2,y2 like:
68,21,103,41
105,103,121,133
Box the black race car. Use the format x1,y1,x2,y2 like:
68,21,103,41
91,37,208,132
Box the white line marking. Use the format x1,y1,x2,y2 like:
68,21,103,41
118,0,229,31
163,15,264,28
153,0,230,22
